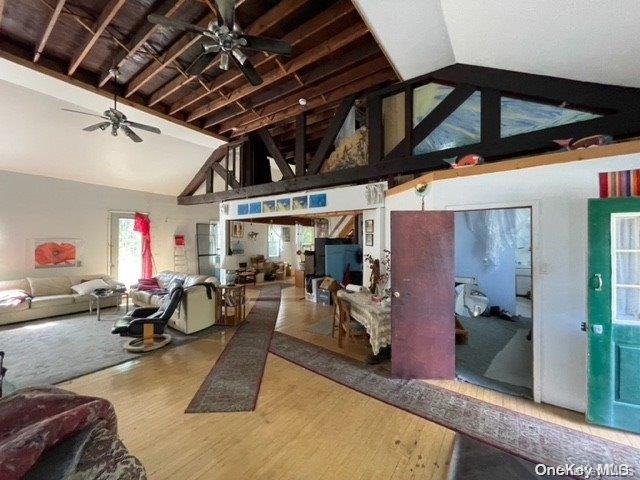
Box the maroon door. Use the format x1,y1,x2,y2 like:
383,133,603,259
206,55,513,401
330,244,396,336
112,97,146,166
391,211,454,379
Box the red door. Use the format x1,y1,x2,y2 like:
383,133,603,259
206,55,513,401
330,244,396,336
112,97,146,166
391,211,455,379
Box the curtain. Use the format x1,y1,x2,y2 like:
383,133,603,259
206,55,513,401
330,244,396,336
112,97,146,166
614,215,640,322
464,209,516,269
133,212,154,279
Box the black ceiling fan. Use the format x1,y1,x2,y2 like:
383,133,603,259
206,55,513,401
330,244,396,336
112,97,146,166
148,0,292,86
62,68,161,143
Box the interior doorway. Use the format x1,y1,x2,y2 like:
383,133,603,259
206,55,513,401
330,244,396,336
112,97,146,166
453,207,534,398
109,212,142,288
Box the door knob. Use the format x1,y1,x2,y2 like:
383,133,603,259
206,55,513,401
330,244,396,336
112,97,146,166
393,291,400,298
591,273,603,291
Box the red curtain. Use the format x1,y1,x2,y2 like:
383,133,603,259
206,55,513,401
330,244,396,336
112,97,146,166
133,212,154,279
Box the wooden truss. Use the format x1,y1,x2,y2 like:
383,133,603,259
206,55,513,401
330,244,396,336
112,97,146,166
179,63,640,205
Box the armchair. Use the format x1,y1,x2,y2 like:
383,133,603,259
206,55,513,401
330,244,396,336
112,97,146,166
112,282,184,352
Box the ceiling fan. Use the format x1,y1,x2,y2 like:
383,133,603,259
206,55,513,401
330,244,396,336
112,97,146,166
61,69,161,143
148,0,292,86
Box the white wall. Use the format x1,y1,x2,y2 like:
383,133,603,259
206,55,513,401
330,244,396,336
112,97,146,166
385,153,640,412
0,170,218,281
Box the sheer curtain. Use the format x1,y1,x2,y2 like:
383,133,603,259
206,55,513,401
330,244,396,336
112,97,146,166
464,209,516,269
615,215,640,322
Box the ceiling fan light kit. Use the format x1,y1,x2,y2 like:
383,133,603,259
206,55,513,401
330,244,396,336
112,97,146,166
147,0,292,86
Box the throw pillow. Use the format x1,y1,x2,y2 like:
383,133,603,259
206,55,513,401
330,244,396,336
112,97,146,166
71,279,111,296
137,278,161,292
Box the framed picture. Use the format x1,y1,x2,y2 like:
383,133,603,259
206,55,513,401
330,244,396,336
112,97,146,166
237,204,249,215
249,202,261,214
292,195,308,210
365,219,374,234
282,227,291,242
309,193,327,208
231,221,244,238
32,238,81,269
262,200,276,213
276,198,291,212
365,234,374,246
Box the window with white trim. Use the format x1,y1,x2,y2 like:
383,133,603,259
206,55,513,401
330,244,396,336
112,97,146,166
268,224,282,258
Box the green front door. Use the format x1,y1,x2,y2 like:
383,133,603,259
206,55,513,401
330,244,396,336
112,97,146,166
588,198,640,433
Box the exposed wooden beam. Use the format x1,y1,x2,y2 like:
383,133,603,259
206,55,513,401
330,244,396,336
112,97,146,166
179,146,228,197
125,11,217,98
294,113,306,176
217,55,388,133
257,128,295,179
385,84,476,159
98,0,188,87
149,0,311,107
212,161,240,189
231,68,396,136
270,107,337,137
34,0,66,62
307,95,356,175
168,0,354,115
481,88,501,143
68,0,127,75
187,23,369,123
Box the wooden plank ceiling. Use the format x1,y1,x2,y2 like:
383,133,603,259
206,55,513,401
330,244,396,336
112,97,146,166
0,0,398,156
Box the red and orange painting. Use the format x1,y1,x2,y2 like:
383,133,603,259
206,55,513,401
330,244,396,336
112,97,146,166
33,239,79,268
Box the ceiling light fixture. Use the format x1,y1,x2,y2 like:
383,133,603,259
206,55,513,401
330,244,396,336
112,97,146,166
298,98,307,106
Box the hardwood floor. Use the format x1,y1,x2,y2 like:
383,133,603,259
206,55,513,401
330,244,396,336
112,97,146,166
60,280,639,479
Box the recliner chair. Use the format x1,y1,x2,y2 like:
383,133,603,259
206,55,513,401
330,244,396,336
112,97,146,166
112,281,184,352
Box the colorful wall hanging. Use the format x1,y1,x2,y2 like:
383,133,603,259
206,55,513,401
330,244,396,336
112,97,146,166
309,193,327,208
33,238,80,269
292,196,308,210
276,198,291,212
238,204,249,215
599,169,640,198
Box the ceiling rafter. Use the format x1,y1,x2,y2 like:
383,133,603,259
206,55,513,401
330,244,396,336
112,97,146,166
98,0,189,87
218,55,388,133
148,0,311,107
68,0,127,75
187,22,369,123
231,68,396,136
33,0,66,62
168,0,355,116
124,11,217,98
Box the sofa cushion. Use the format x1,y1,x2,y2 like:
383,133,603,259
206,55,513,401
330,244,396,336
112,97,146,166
183,275,209,287
149,294,165,307
0,279,32,295
27,277,72,297
30,295,75,309
131,290,153,305
0,290,30,313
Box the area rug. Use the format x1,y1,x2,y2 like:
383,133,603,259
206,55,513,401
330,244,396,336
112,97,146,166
269,332,640,479
304,315,335,336
0,309,226,389
186,284,283,413
484,329,533,388
456,315,533,398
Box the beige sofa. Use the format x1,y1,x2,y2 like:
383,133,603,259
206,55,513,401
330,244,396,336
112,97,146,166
0,274,119,326
129,271,219,334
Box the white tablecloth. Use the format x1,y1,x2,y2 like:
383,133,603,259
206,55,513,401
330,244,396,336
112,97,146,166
337,290,391,354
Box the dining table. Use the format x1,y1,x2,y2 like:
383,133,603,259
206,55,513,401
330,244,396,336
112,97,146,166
337,289,391,355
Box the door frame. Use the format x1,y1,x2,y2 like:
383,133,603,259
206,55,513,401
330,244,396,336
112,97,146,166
107,210,146,281
443,200,541,403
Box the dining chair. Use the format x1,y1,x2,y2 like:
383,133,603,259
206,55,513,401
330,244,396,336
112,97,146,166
337,297,367,350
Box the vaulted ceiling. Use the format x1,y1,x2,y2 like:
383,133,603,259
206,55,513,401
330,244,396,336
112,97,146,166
354,0,640,88
0,0,398,159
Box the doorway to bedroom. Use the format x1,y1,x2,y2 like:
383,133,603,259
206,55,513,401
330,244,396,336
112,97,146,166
109,212,142,288
454,207,534,398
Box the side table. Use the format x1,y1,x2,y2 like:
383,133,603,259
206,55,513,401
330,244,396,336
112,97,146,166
217,285,246,326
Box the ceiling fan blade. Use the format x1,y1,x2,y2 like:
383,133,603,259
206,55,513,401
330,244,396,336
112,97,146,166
83,121,111,132
121,125,143,143
231,54,262,86
186,51,218,76
214,0,235,29
240,35,292,56
61,108,108,120
147,14,208,35
125,121,161,134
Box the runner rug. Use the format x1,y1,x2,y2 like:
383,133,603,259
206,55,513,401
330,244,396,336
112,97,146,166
186,284,282,413
269,332,640,480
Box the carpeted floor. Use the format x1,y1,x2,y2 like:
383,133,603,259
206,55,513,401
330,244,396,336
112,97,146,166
269,332,640,479
456,315,533,398
186,283,283,413
0,308,228,390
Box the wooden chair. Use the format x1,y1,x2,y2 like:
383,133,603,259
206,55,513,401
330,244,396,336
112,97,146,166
337,297,367,350
330,291,340,338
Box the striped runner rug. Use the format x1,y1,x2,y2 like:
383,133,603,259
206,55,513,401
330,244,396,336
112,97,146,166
186,284,282,413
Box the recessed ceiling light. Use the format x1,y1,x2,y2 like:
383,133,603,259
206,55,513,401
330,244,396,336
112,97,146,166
298,98,307,106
